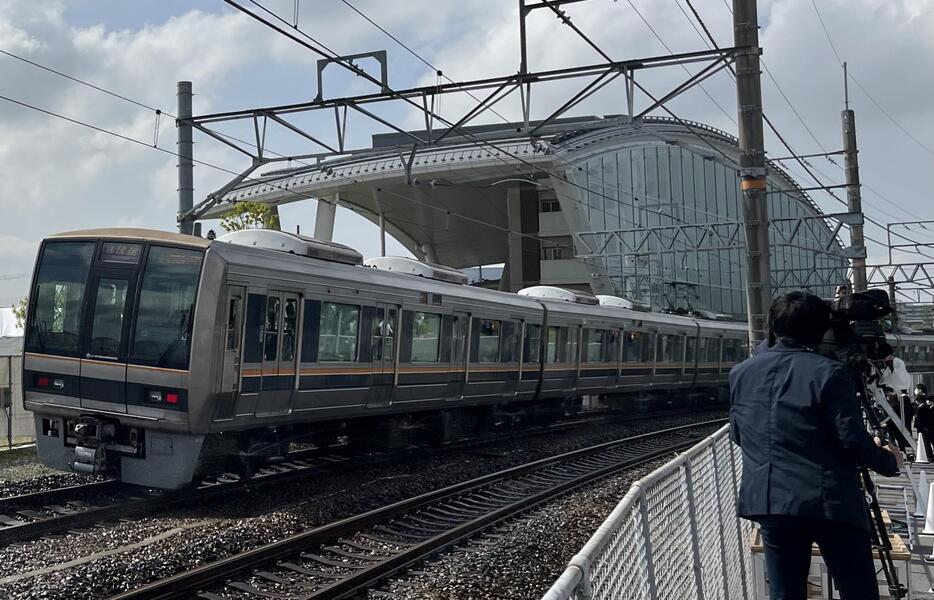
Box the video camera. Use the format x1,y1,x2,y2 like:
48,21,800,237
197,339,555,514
817,288,893,367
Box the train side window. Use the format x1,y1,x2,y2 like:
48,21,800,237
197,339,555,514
226,296,242,351
411,312,441,362
263,296,280,362
709,338,722,363
501,321,518,362
642,333,656,363
477,319,501,363
546,327,560,363
607,330,621,362
319,302,359,362
385,308,397,361
451,315,467,364
371,308,385,361
671,336,684,363
524,324,542,363
623,331,641,362
300,300,321,363
584,329,604,363
243,294,265,363
567,327,579,364
656,335,670,363
281,297,297,362
685,337,696,363
724,339,739,363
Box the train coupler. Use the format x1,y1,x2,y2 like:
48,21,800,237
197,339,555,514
71,445,105,473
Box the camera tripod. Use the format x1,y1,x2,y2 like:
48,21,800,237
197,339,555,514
857,373,908,599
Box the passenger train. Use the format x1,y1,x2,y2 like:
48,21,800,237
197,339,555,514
21,229,934,488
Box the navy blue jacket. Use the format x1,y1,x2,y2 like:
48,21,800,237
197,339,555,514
729,341,899,531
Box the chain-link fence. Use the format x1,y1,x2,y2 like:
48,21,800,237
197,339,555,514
542,424,754,600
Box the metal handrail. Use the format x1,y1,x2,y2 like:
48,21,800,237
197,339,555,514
542,424,749,600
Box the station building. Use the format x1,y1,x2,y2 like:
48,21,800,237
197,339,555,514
205,116,848,319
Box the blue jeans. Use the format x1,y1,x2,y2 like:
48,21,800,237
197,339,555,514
758,516,879,600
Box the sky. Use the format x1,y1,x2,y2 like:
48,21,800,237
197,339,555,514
1,0,933,306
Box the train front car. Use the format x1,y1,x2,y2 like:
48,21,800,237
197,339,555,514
22,229,217,489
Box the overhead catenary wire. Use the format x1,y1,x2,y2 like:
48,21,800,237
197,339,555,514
680,0,934,262
808,0,934,158
337,0,512,127
0,92,594,258
0,47,316,168
228,0,745,230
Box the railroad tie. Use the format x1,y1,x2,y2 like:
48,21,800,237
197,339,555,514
279,561,338,578
300,552,360,568
227,581,295,599
322,545,383,561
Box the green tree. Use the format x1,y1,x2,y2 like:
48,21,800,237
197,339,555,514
220,201,281,232
11,297,27,329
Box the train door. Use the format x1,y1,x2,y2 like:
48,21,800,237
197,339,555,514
366,303,397,408
212,286,245,421
501,320,520,398
563,324,581,393
79,268,136,412
258,290,297,416
220,286,245,395
445,312,469,400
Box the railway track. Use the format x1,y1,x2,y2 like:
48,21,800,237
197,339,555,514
0,450,351,546
107,419,724,600
0,408,719,547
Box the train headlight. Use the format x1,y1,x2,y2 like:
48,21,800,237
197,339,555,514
147,390,163,403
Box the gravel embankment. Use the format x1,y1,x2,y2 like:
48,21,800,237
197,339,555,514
371,459,666,600
0,446,105,497
0,411,723,600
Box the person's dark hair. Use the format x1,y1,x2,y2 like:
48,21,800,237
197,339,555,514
917,383,928,394
768,291,831,348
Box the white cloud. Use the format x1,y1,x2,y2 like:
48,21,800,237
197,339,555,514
0,0,933,304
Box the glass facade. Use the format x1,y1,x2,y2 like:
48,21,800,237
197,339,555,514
565,142,848,317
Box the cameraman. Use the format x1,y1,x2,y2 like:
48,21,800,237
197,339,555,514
730,291,901,600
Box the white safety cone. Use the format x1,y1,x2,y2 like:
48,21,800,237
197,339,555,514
917,470,930,517
918,433,930,464
923,482,934,535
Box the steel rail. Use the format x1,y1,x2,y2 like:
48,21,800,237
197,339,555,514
0,479,119,511
107,419,725,600
0,407,701,546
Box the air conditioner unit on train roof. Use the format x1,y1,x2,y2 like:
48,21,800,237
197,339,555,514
216,229,363,265
364,256,469,285
596,294,652,313
518,285,599,305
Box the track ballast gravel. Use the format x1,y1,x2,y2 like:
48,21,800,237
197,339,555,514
0,410,723,600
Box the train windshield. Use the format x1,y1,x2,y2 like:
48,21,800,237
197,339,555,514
130,247,203,369
26,240,203,369
26,241,96,356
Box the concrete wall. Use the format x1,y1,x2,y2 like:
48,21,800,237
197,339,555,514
0,353,32,448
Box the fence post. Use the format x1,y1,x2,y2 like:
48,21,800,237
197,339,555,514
727,435,751,600
683,461,707,600
638,490,660,600
710,439,732,596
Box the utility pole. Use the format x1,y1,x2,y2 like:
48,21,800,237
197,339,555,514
177,81,194,235
888,276,899,331
733,0,770,346
842,62,867,291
